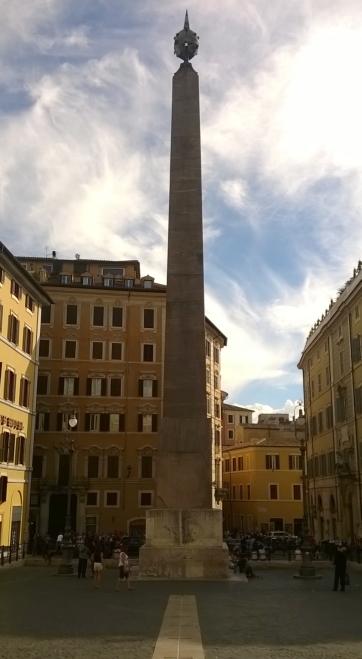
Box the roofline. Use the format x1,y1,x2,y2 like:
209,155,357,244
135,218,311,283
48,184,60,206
16,256,141,279
0,242,53,305
222,442,301,452
205,316,228,346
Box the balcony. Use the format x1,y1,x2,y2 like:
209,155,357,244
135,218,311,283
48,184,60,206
36,478,90,491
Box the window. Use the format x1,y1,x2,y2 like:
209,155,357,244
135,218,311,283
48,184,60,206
318,411,323,433
64,340,77,358
37,374,49,395
205,340,211,357
143,280,152,289
61,275,72,284
111,342,122,360
57,412,78,432
140,379,155,398
206,394,211,415
59,376,78,396
92,342,104,360
112,307,123,327
7,314,19,345
289,455,301,470
103,278,114,287
239,485,243,499
214,373,219,389
39,339,50,357
4,369,16,402
19,377,30,407
110,413,125,432
86,492,98,506
269,484,278,500
35,412,50,431
316,350,320,361
215,402,220,418
228,430,234,440
232,457,236,472
82,276,93,285
0,267,4,284
352,336,361,363
228,414,233,423
141,456,153,478
102,268,124,277
16,436,25,465
232,485,236,499
86,517,97,535
224,459,230,472
336,395,347,423
310,415,317,436
32,455,43,478
247,484,251,500
355,305,360,320
339,351,344,374
317,373,321,393
107,456,119,478
143,344,154,362
25,294,34,312
87,377,107,396
41,305,51,324
88,456,99,478
311,380,315,397
143,309,155,329
110,378,122,396
0,303,3,333
266,455,280,470
105,492,118,506
140,492,152,507
93,306,104,326
238,456,244,470
326,404,333,428
88,414,100,432
42,264,52,274
240,415,248,424
11,280,21,299
124,279,133,288
293,484,302,500
23,327,33,355
66,304,78,325
245,454,250,470
215,429,220,447
213,346,219,364
326,365,330,386
138,414,157,432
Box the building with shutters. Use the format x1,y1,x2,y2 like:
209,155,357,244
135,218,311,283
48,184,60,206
222,418,303,535
17,256,226,539
298,262,362,544
0,243,52,548
221,401,254,446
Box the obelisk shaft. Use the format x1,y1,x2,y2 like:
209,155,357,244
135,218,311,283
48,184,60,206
163,62,207,419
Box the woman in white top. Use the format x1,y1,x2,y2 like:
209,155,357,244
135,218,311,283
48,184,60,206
116,544,133,591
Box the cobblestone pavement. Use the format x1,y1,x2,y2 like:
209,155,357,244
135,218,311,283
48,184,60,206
0,566,362,658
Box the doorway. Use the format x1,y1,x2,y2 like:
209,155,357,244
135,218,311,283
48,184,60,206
48,494,77,539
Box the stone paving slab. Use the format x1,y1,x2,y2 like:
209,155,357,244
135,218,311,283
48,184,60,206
1,565,362,659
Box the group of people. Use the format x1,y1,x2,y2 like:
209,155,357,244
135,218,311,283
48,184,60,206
74,533,134,591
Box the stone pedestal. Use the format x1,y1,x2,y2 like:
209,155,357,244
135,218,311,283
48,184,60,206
139,509,229,578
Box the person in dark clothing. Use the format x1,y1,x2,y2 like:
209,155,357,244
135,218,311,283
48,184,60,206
333,543,347,591
77,544,89,579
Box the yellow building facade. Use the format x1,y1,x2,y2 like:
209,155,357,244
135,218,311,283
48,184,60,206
222,422,303,535
0,243,51,547
298,263,362,543
17,256,226,539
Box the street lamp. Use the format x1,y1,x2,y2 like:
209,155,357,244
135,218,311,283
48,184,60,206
58,415,78,575
293,407,321,580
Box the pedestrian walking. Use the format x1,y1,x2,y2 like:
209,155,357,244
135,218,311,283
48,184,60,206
77,543,89,579
55,532,63,554
92,543,105,589
333,542,347,592
116,545,133,591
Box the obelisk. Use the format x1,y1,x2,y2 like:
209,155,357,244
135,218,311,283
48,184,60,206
139,12,228,578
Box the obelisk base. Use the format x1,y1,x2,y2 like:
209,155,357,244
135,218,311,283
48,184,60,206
138,509,229,578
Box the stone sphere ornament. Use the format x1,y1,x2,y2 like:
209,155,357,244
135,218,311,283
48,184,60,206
174,11,199,62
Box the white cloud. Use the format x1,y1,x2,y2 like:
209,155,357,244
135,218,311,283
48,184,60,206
229,399,304,423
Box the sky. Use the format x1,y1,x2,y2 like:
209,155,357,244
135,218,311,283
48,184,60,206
1,0,362,418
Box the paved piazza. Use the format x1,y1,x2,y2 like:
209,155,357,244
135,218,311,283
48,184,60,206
1,565,362,658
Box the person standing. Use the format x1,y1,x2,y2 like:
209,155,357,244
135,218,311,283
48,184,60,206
333,542,348,591
116,545,133,591
77,543,89,579
55,532,63,554
92,543,105,589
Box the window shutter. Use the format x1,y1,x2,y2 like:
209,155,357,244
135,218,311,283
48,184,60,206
119,414,125,432
73,378,79,395
58,377,64,395
85,414,90,431
152,380,158,397
57,413,63,431
100,414,110,432
138,414,143,432
289,455,292,469
276,455,280,469
139,379,143,397
101,379,107,396
19,378,24,407
4,369,8,400
86,378,92,396
0,476,7,504
15,319,19,345
44,413,50,431
152,414,158,432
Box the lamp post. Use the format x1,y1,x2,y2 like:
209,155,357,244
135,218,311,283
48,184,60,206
293,407,321,579
58,415,78,575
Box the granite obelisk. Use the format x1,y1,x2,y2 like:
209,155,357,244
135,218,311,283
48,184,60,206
139,13,228,578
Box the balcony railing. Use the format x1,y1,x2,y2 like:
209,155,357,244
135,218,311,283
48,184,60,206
36,478,90,490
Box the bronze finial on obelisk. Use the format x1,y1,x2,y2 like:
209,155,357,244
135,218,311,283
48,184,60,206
139,14,228,579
